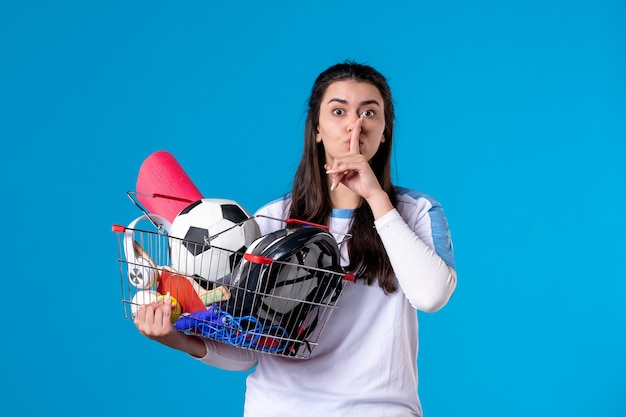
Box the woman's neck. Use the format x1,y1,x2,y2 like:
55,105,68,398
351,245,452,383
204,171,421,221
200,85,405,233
329,183,362,209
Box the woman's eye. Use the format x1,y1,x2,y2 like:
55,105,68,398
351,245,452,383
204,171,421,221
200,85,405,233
332,108,345,116
361,109,375,117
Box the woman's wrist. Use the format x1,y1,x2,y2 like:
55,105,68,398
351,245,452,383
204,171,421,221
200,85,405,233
179,334,209,358
366,189,394,220
157,330,208,358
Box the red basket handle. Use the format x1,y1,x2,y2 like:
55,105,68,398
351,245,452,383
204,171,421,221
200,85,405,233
112,224,126,233
343,273,355,282
284,218,330,231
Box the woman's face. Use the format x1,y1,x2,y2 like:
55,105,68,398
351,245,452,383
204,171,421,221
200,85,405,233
316,80,386,164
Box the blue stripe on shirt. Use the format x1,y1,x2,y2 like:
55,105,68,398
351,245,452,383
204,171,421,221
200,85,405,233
331,208,355,219
395,186,456,270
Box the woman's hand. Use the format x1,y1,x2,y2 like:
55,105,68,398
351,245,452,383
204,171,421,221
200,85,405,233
326,117,393,218
134,294,207,357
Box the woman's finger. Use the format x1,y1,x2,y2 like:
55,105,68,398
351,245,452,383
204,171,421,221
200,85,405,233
349,116,363,155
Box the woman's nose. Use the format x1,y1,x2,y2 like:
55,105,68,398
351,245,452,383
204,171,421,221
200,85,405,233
347,114,359,132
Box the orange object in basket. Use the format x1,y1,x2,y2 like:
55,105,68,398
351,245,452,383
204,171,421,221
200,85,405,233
157,269,206,314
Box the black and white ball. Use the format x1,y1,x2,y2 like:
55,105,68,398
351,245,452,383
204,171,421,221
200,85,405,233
169,198,261,289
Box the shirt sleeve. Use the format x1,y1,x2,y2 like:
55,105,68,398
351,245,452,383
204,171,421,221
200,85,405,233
194,338,258,371
374,208,457,312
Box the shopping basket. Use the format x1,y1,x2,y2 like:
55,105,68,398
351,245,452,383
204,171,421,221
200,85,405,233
113,210,354,359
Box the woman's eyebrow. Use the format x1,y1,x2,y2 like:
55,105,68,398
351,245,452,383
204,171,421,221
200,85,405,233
360,99,381,107
326,98,381,106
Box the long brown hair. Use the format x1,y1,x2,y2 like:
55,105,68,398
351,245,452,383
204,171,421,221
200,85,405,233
289,61,398,293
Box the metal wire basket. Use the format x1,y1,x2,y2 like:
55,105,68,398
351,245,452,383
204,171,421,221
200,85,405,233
113,212,354,359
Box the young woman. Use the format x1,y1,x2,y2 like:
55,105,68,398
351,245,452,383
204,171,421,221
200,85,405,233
134,61,457,416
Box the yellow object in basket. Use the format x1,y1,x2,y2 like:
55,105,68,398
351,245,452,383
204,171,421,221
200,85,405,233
157,294,183,323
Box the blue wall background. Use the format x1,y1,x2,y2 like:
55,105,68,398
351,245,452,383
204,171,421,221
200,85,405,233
1,1,624,416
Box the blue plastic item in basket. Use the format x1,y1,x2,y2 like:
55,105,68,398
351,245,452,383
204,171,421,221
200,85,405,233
175,305,289,354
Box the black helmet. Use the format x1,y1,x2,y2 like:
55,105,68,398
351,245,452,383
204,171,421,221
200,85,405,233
222,224,346,355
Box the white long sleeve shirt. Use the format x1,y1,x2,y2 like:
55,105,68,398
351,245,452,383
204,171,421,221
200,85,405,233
195,186,457,417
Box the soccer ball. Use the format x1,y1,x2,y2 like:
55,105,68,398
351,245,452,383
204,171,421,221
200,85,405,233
169,198,261,289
